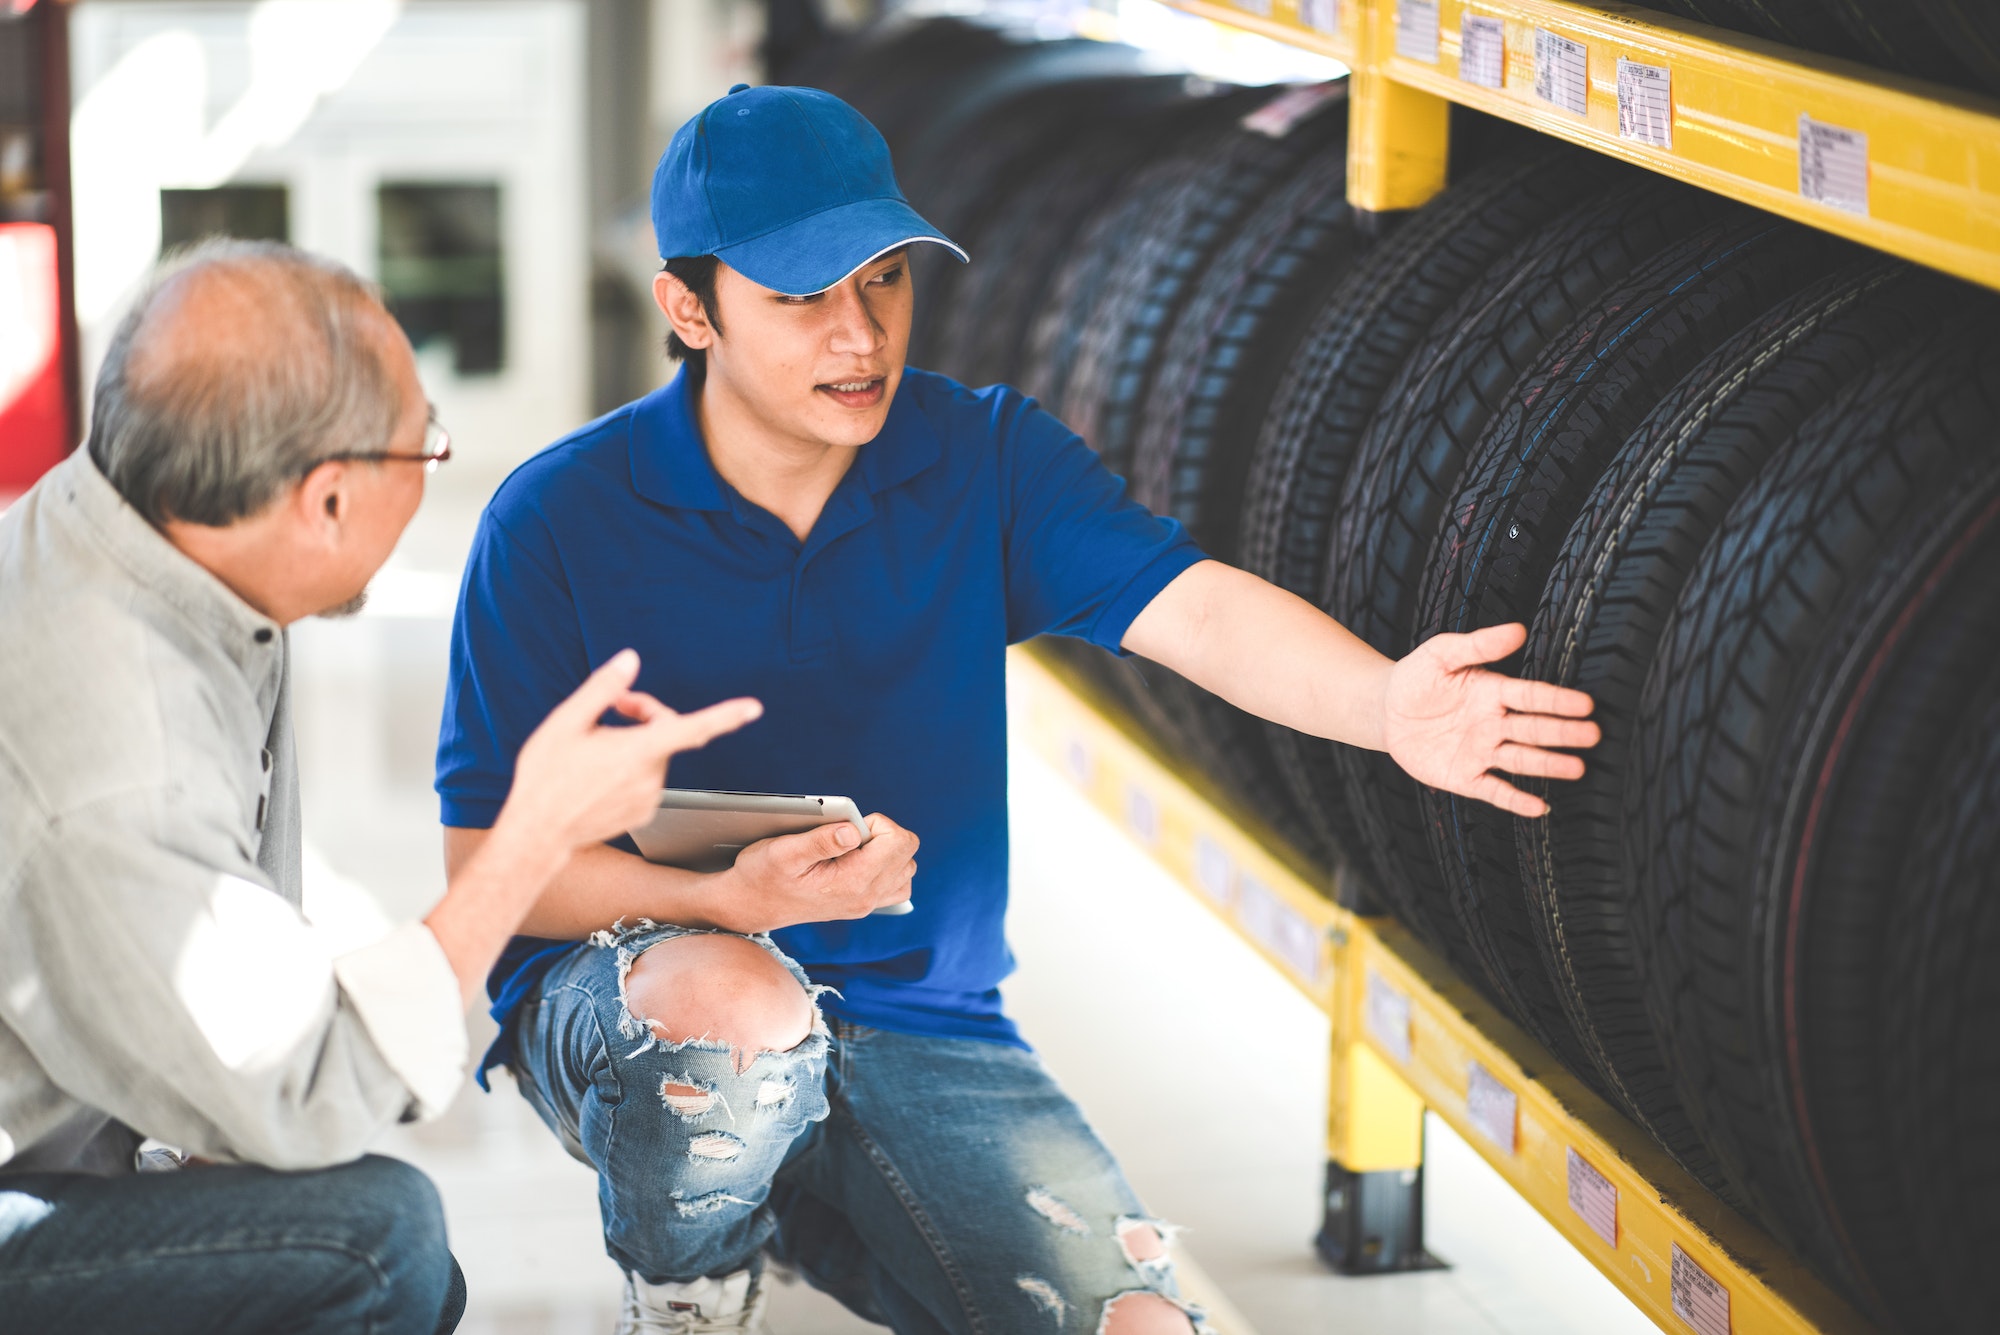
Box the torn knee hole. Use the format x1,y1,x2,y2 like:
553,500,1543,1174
1116,1218,1168,1265
659,1076,726,1120
1099,1291,1199,1335
687,1130,744,1162
1026,1186,1091,1235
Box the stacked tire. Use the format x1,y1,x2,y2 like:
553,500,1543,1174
783,18,2000,1334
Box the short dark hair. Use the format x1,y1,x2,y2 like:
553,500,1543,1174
662,254,723,375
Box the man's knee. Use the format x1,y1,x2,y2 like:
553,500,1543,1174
310,1157,456,1333
1101,1290,1199,1335
623,934,814,1069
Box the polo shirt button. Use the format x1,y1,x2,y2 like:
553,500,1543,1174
254,628,274,644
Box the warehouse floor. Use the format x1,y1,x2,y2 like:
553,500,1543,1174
290,482,1655,1335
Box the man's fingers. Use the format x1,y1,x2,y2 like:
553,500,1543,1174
607,689,671,723
1428,622,1528,670
1492,743,1587,781
654,696,763,753
550,649,643,728
1502,714,1600,750
1462,771,1550,818
761,820,860,874
1498,675,1596,718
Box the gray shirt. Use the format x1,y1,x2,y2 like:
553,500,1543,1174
0,452,465,1174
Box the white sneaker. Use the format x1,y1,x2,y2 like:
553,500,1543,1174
616,1268,768,1334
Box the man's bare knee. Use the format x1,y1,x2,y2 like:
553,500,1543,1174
1101,1291,1197,1334
623,934,812,1066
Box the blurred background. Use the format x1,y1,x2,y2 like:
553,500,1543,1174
1,2,1649,1331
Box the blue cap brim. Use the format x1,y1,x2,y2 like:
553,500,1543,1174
711,195,967,297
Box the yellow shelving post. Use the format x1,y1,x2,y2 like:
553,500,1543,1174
1347,0,1452,217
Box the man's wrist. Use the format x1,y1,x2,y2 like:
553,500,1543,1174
481,806,575,888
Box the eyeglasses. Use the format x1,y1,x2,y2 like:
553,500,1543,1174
319,414,453,475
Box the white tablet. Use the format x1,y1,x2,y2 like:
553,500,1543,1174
628,789,913,915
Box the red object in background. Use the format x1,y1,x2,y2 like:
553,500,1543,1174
0,222,69,496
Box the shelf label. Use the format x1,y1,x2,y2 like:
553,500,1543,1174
1616,57,1672,149
1238,874,1321,985
1459,16,1505,89
1798,115,1868,216
1671,1244,1731,1335
1194,833,1236,907
1064,735,1094,787
1364,969,1413,1064
1533,29,1589,117
1124,783,1159,847
1566,1147,1619,1247
1466,1061,1518,1152
1231,0,1275,16
1299,0,1338,35
1396,0,1440,64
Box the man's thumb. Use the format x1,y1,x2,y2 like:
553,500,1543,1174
555,649,642,727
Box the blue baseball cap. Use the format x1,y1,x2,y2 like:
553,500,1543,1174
651,83,967,297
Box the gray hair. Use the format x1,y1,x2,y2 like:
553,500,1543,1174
87,238,404,527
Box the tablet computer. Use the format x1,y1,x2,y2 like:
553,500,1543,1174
628,789,913,915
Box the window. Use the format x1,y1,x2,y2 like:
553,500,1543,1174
377,182,504,376
159,185,290,252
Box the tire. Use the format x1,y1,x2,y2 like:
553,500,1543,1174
1240,143,1625,886
1514,259,1915,1191
1411,215,1862,1075
1056,82,1348,480
1115,147,1364,865
1322,177,1734,985
1882,663,2000,1334
933,80,1247,389
1628,298,2000,1308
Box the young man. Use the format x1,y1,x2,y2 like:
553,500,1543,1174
0,240,758,1335
438,85,1598,1335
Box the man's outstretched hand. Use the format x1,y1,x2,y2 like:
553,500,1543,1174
1383,623,1599,818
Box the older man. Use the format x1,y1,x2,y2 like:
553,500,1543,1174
0,239,760,1335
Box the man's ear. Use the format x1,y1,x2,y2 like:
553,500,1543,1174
294,459,350,538
654,271,715,350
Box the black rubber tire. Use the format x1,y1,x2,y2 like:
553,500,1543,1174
1512,259,1914,1191
1055,83,1349,480
1110,148,1363,865
790,19,1016,158
1240,144,1627,886
1321,177,1734,984
1628,298,2000,1308
1882,663,2000,1334
932,80,1250,389
1909,0,2000,94
1410,215,1862,1075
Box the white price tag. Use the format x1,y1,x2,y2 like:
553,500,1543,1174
1671,1244,1731,1335
1466,1061,1518,1152
1459,16,1505,89
1232,0,1274,16
1566,1147,1619,1247
1124,783,1159,847
1616,57,1672,148
1396,0,1440,64
1364,969,1413,1064
1299,0,1339,35
1237,875,1322,986
1798,115,1868,216
1194,833,1235,906
1533,29,1589,116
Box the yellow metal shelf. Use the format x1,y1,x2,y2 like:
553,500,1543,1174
1010,643,1877,1335
1170,0,2000,290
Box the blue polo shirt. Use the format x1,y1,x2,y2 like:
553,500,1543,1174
437,367,1202,1073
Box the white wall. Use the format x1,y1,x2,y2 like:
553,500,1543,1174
70,0,588,487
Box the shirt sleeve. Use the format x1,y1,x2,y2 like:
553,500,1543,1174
436,507,593,830
995,390,1207,652
0,809,467,1171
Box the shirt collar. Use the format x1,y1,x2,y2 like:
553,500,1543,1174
61,449,285,679
629,366,942,512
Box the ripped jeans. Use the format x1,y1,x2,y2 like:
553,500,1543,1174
510,923,1203,1334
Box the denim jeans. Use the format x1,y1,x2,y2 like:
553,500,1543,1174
512,922,1204,1334
0,1153,464,1334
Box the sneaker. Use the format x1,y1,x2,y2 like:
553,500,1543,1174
616,1267,768,1334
